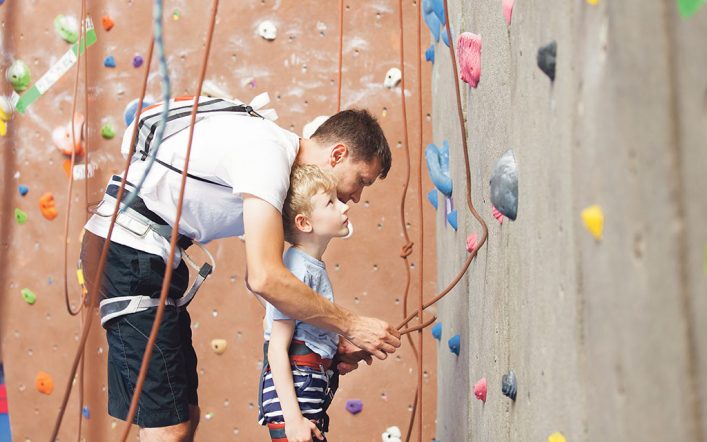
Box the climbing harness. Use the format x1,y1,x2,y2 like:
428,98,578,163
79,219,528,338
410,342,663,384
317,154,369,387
91,94,276,327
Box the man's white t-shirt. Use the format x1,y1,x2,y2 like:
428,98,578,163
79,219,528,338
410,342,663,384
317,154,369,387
84,111,300,262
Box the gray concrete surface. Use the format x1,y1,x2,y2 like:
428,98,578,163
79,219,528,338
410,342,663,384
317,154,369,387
431,1,707,440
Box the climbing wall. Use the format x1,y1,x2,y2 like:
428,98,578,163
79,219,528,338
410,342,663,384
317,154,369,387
0,1,440,440
429,0,707,441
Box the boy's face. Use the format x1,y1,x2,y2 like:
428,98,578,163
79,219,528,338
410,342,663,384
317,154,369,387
305,188,351,238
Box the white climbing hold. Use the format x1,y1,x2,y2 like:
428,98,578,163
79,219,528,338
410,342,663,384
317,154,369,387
303,115,329,139
384,67,402,89
382,426,402,442
257,20,278,41
202,80,232,100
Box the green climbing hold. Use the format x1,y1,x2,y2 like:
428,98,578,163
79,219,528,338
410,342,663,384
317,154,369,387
14,208,28,225
54,15,79,43
101,123,116,139
678,0,706,17
21,288,37,305
5,60,31,93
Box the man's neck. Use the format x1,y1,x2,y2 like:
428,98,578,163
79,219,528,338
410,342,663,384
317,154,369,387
292,236,331,261
296,137,327,168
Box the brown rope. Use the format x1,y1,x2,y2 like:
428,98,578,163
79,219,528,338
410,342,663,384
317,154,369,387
49,36,156,441
118,2,221,438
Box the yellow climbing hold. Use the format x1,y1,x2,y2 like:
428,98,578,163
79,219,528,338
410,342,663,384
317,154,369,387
586,0,600,4
581,204,604,240
76,267,85,286
211,339,228,355
548,432,567,442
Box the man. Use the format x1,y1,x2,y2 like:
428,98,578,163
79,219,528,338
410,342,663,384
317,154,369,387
80,96,401,441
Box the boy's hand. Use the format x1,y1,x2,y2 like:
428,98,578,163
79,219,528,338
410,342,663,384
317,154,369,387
336,339,373,375
285,416,324,442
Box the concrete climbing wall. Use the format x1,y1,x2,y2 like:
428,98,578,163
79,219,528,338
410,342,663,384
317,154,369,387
431,0,707,441
0,1,440,440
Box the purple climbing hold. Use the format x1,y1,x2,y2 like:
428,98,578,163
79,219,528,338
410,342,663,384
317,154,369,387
345,399,363,415
103,55,116,68
18,185,28,196
132,55,144,68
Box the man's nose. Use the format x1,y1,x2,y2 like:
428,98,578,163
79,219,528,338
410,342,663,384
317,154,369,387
351,189,362,203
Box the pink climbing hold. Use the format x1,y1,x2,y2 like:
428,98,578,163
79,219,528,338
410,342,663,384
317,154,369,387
502,0,515,25
492,206,504,224
456,32,482,88
466,233,478,253
474,377,487,402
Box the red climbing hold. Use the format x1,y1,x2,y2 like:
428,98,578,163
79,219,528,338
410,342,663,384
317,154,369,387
492,206,504,224
466,233,478,253
474,377,487,402
39,192,58,221
502,0,515,25
102,15,114,31
456,32,482,88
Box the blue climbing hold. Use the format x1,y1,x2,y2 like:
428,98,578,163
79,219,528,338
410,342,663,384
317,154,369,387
425,45,435,64
425,141,452,197
447,210,458,230
422,0,441,42
431,0,446,25
441,28,450,48
103,55,116,68
123,98,154,126
431,323,442,341
448,334,460,356
427,189,438,209
18,185,28,196
82,406,90,419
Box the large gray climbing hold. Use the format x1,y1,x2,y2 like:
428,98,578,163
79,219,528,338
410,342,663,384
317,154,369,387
489,149,518,221
537,41,557,81
501,370,517,401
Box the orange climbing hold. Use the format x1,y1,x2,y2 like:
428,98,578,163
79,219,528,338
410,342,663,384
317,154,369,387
102,15,115,31
51,113,84,156
39,192,59,220
35,371,54,395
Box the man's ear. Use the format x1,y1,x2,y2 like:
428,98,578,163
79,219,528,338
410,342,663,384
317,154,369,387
294,213,313,233
330,143,348,167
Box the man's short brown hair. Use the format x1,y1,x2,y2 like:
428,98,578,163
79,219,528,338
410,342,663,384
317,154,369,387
311,109,392,178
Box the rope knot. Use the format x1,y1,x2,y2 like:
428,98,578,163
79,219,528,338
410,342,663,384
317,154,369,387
400,242,414,258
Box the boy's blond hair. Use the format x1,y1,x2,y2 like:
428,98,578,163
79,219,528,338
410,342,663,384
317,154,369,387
283,164,338,243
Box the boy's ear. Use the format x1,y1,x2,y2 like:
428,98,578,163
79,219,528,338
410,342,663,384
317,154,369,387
294,213,313,233
329,143,348,167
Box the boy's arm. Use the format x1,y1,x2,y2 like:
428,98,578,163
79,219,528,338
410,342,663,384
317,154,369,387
243,194,401,360
269,320,323,441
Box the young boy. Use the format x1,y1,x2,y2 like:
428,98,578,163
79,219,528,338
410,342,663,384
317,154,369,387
257,164,351,442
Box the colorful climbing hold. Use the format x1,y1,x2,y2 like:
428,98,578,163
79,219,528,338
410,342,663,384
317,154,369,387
422,0,442,42
101,15,114,31
425,45,435,64
384,67,402,89
581,204,604,240
257,20,278,41
586,0,600,4
678,0,706,17
489,149,518,220
82,406,90,419
427,189,439,209
501,370,517,401
18,185,28,196
345,399,363,415
473,377,487,402
21,288,36,305
431,323,442,341
466,233,478,253
537,41,557,81
124,98,154,126
172,8,181,20
39,193,59,221
382,426,402,441
447,210,458,231
14,208,28,225
548,432,567,442
53,15,79,44
36,371,55,395
492,206,504,224
210,339,228,355
448,334,460,356
441,28,450,47
52,113,85,156
5,60,31,93
101,122,116,139
502,0,515,25
0,96,12,137
457,33,482,88
425,141,452,197
132,55,144,68
103,55,116,68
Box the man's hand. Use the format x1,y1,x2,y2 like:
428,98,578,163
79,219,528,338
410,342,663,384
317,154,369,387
345,316,401,360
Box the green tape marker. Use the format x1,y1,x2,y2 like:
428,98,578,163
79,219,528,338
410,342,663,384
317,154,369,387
14,17,97,114
678,0,706,17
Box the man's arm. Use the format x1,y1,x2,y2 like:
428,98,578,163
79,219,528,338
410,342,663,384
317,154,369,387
243,194,401,360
